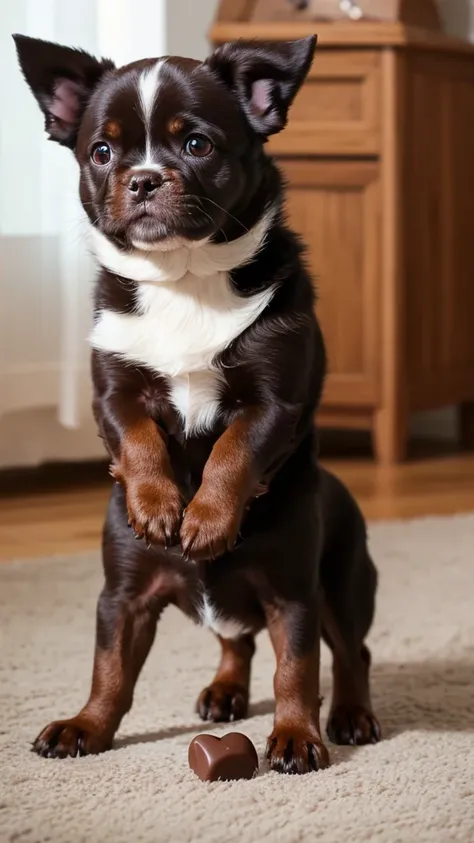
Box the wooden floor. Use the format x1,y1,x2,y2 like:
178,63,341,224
1,446,474,562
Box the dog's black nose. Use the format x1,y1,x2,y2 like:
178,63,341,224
128,171,162,202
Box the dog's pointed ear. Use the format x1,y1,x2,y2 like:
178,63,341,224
206,36,316,137
13,34,115,148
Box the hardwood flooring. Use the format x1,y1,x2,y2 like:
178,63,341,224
1,446,473,562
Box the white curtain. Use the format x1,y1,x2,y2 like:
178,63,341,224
0,0,168,438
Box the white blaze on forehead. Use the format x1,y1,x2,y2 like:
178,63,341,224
139,59,164,128
138,59,165,168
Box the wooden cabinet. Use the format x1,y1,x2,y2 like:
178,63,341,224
211,19,474,462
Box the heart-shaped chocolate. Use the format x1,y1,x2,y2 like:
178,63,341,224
188,733,258,782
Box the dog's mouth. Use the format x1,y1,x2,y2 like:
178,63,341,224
128,212,171,246
119,197,222,250
126,204,184,247
130,206,151,220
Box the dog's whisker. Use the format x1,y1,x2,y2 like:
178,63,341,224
188,195,250,234
186,201,215,231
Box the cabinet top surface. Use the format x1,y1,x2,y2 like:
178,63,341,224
210,21,474,55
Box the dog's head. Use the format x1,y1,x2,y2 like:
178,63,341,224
14,34,315,251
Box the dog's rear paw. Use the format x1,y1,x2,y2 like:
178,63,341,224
326,705,381,746
196,682,249,723
32,717,113,759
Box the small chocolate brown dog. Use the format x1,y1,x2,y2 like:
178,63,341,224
15,33,380,773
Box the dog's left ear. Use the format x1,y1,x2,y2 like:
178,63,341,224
206,36,316,137
13,34,115,149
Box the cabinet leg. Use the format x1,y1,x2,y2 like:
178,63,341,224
459,402,474,450
373,407,407,465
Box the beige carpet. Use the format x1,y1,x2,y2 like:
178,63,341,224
1,514,474,843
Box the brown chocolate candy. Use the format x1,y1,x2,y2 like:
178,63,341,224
188,733,258,782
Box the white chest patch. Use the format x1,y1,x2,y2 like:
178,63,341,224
167,370,225,437
200,593,252,640
89,212,276,436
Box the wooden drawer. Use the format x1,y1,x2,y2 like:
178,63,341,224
269,51,381,156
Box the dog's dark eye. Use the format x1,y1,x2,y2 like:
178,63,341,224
185,135,213,158
91,142,112,165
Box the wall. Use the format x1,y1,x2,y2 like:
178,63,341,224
167,0,217,59
438,0,473,38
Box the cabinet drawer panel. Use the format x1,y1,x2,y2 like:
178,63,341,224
269,51,381,156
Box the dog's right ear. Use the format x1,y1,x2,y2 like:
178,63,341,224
206,37,316,137
13,34,115,149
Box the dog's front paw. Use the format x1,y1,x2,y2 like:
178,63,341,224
126,478,183,547
266,726,330,775
32,717,113,759
180,494,241,561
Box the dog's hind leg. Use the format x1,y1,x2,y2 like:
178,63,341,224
322,543,381,746
196,633,255,723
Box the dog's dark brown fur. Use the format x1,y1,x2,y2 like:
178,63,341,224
15,33,380,773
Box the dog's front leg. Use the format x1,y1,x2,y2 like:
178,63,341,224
93,356,182,547
33,582,163,758
264,601,330,774
180,404,292,561
109,414,182,547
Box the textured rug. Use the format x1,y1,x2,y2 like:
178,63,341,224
1,514,474,843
